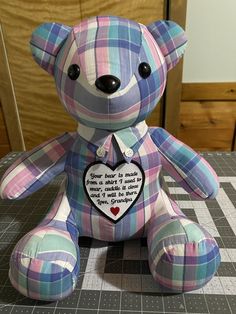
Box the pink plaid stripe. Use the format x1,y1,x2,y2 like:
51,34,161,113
150,127,219,200
0,132,76,199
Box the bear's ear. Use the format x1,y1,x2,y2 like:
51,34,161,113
147,20,187,71
30,23,71,75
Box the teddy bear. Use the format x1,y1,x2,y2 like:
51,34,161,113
0,16,221,301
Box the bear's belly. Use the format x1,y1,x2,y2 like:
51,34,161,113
67,177,160,241
65,132,161,241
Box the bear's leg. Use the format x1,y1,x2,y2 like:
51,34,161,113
9,178,80,301
147,189,220,292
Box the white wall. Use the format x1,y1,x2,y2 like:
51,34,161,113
182,0,236,83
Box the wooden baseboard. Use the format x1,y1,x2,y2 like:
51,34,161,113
182,82,236,101
180,82,236,151
179,101,236,151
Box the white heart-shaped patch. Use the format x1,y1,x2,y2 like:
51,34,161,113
83,161,145,222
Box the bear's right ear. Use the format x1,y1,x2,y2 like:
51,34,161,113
30,23,71,75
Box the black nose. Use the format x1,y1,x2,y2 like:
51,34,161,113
95,75,121,94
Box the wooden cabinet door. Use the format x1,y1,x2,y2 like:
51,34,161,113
0,0,184,152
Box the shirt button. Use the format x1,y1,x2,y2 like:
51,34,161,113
96,147,106,158
125,148,134,158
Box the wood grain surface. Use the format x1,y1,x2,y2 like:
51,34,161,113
163,0,187,136
182,83,236,101
146,101,161,127
80,0,164,24
0,106,9,144
178,101,236,151
0,0,165,150
0,23,25,151
0,105,10,157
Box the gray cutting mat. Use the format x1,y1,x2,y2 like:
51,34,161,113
0,152,236,314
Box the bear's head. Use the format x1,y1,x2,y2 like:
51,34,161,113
30,16,187,130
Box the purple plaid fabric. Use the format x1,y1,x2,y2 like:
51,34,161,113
0,132,76,199
147,20,187,71
31,16,167,130
30,23,71,74
66,122,161,239
0,16,220,301
149,127,219,199
1,123,221,299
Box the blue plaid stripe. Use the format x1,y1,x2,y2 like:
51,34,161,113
0,132,76,200
150,127,219,199
147,20,187,71
30,23,71,74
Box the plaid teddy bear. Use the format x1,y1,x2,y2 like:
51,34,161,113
0,16,220,301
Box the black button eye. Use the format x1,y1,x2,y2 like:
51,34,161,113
138,62,151,79
68,64,80,80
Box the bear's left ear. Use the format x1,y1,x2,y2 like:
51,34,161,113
30,22,71,75
147,20,187,71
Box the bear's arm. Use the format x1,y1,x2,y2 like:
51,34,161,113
149,127,219,200
0,132,76,200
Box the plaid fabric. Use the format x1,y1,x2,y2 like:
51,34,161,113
66,122,161,240
53,16,167,130
77,121,148,164
2,16,220,300
147,189,220,292
150,127,219,199
147,20,187,71
0,132,76,199
30,23,71,75
73,16,142,89
9,178,80,301
3,124,220,299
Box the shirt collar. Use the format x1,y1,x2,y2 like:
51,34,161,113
77,121,148,163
